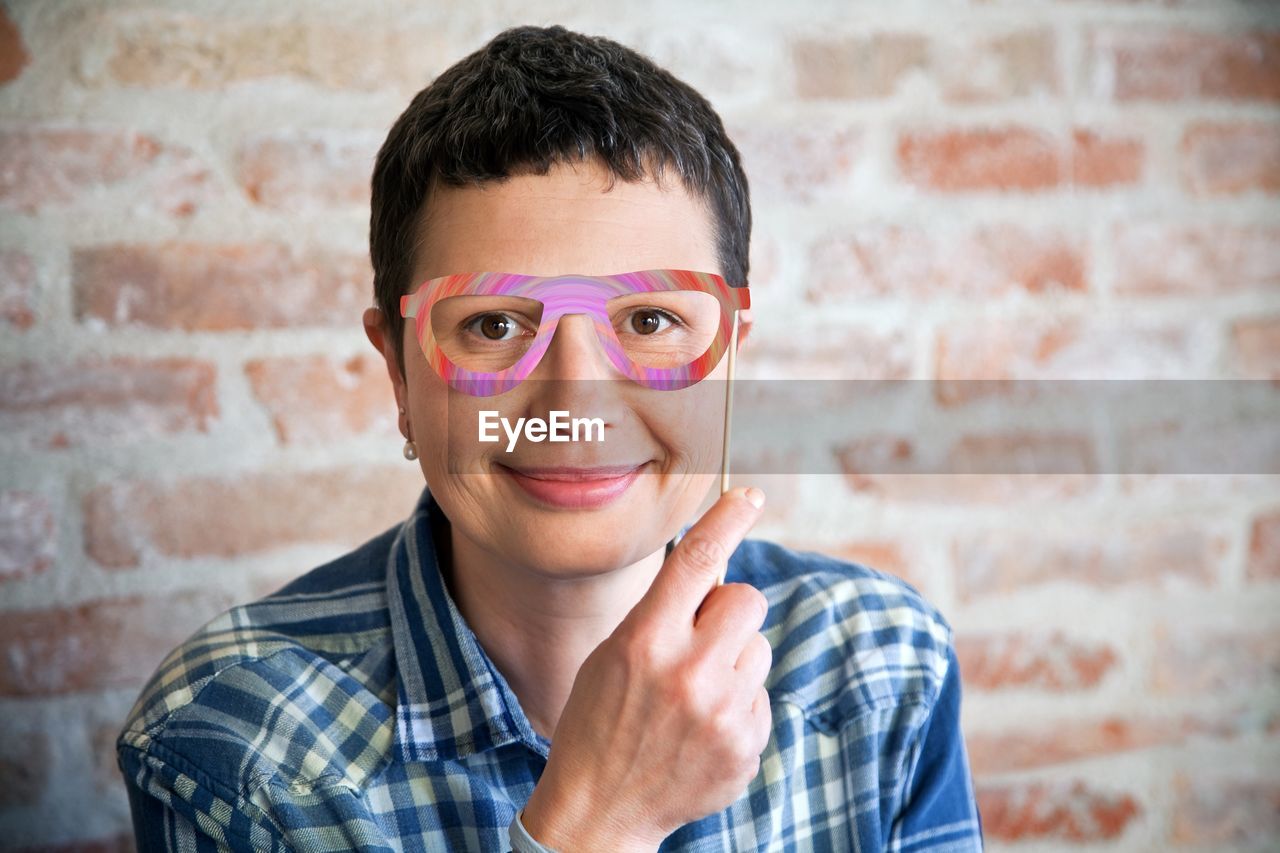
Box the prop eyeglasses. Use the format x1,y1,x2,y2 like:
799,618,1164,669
402,267,750,585
400,268,750,397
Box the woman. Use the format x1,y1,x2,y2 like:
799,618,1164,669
117,24,983,852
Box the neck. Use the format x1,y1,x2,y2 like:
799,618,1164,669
435,511,666,741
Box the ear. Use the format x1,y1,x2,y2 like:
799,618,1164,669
363,306,408,401
734,308,753,352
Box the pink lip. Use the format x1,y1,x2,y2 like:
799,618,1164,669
497,462,647,509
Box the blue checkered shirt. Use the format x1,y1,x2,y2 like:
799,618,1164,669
117,484,984,851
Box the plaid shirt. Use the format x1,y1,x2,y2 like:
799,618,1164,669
117,484,984,851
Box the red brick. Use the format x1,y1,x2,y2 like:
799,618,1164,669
243,353,399,445
1119,414,1278,477
1231,316,1280,379
1170,772,1280,845
807,225,1086,300
1150,624,1280,694
977,779,1142,841
0,249,36,330
737,323,911,380
952,524,1225,600
824,540,911,578
724,445,808,492
235,131,378,210
791,33,928,99
939,29,1060,102
0,127,215,217
899,127,1061,191
1181,123,1280,195
1071,128,1144,186
792,30,1060,103
82,467,423,565
947,432,1097,475
0,721,50,806
955,630,1119,691
1247,508,1280,580
935,318,1202,383
931,377,1094,416
728,382,898,449
82,483,141,569
839,471,1099,504
0,357,218,450
0,590,236,696
1114,224,1280,295
725,120,863,203
1118,473,1280,505
832,434,914,471
1089,28,1280,102
0,490,56,584
92,12,451,94
898,127,1141,191
72,243,372,330
821,540,930,594
936,321,1041,381
0,5,31,85
966,710,1259,774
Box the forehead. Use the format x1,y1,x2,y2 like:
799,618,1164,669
410,158,719,285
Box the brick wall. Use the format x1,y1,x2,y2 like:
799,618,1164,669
1,0,1277,849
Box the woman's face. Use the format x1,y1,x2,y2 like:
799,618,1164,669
368,158,750,580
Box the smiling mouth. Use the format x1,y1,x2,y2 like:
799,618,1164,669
494,461,649,509
500,463,648,481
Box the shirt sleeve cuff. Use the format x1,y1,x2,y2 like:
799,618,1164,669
509,807,563,853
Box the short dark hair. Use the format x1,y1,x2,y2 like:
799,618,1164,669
368,24,752,381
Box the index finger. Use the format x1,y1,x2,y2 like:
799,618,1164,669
637,486,765,627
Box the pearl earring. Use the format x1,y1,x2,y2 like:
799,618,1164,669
399,404,417,460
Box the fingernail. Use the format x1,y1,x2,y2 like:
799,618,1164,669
745,487,765,509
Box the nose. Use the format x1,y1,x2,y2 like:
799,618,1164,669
532,313,617,382
524,312,630,423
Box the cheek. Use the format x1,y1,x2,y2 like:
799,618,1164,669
406,360,465,474
641,379,729,475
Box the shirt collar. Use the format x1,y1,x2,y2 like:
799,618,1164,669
388,483,551,763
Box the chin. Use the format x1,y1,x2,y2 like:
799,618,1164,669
512,519,658,576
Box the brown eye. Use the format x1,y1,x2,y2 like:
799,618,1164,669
631,309,663,335
475,314,515,340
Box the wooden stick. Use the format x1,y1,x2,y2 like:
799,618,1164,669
715,312,739,587
667,313,740,582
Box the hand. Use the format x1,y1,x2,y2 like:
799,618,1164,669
521,486,772,852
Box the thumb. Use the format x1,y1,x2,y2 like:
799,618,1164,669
636,487,765,627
